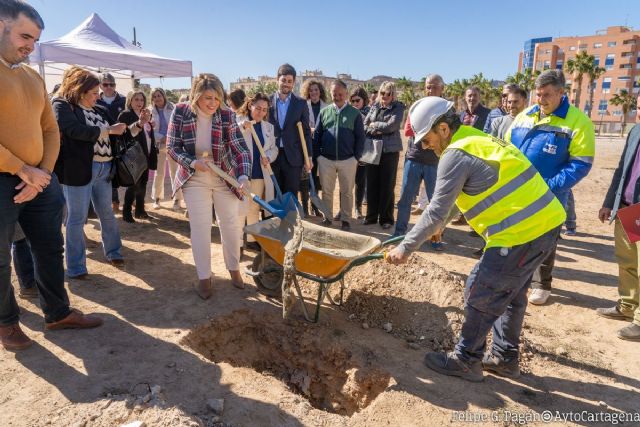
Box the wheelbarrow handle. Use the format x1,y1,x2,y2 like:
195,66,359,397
341,235,406,271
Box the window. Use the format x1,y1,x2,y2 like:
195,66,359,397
612,110,622,116
623,39,636,45
594,55,600,66
544,49,551,54
594,42,602,48
598,100,608,111
605,53,615,70
569,46,576,51
622,52,633,57
557,48,564,54
543,60,551,70
602,77,612,93
579,44,587,50
618,76,631,81
608,41,617,47
556,60,563,69
620,64,632,69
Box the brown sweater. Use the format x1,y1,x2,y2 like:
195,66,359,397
0,62,60,174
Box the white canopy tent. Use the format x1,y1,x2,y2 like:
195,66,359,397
29,13,192,91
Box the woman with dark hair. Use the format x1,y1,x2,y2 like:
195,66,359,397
118,91,158,223
168,73,251,298
150,87,181,210
235,93,278,251
363,81,405,229
300,79,327,216
52,66,127,278
350,86,370,219
227,88,246,113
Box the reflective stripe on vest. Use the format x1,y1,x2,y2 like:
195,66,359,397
444,126,566,249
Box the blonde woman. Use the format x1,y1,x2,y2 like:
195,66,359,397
235,93,278,251
363,81,405,229
150,88,182,210
168,74,251,299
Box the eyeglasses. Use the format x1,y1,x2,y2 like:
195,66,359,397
102,83,116,87
350,98,362,104
252,106,269,112
379,91,392,97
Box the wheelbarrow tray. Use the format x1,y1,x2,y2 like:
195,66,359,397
244,217,381,279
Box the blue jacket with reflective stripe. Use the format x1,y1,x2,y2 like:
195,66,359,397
505,96,595,206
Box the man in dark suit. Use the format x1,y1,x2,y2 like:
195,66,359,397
269,63,312,195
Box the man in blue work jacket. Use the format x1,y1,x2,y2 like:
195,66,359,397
505,69,595,305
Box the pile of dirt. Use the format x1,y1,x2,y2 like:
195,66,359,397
182,309,391,416
311,254,466,351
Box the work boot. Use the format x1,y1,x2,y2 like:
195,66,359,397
482,352,521,378
194,278,213,300
0,324,33,351
617,323,640,341
596,306,633,321
423,351,483,382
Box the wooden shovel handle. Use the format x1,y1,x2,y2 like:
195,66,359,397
248,123,274,175
202,152,248,195
296,122,312,170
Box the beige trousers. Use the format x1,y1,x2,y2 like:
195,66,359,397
614,218,640,325
318,156,358,222
152,147,183,201
241,179,265,242
182,170,242,279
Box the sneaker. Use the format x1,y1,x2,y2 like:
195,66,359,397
528,288,551,305
341,221,351,231
596,306,634,321
431,241,445,252
424,351,483,382
152,200,160,209
321,218,332,227
564,228,577,236
482,352,521,378
18,287,39,299
411,207,424,215
381,223,393,230
617,323,640,341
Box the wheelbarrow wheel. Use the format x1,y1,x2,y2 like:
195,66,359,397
252,251,283,297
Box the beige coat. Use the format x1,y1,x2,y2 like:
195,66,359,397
236,115,278,202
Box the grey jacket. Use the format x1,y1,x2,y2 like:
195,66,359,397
603,123,640,222
364,101,405,153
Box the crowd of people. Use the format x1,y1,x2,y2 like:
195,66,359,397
2,0,640,388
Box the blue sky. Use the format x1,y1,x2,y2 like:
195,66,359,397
30,0,640,90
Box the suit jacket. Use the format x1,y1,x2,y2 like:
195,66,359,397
268,93,312,167
118,109,158,171
603,123,640,221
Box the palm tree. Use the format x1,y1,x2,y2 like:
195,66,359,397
565,50,598,111
395,76,417,108
505,68,541,94
585,65,606,118
610,89,637,136
362,82,377,94
445,79,466,110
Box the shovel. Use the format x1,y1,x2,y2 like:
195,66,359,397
202,152,298,224
248,123,299,216
296,122,332,220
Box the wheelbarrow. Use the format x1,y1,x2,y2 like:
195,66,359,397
244,217,403,322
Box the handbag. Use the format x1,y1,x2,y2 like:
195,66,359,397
113,139,148,187
359,138,384,165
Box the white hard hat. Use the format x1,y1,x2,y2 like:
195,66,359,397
409,96,455,143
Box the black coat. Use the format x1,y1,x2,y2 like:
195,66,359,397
52,97,116,186
268,93,311,167
96,93,126,123
117,109,158,171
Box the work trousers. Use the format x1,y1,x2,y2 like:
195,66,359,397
455,227,560,363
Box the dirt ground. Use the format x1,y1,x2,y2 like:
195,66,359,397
1,136,639,427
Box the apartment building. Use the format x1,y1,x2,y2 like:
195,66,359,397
519,26,640,133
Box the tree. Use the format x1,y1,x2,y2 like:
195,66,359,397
246,81,278,97
362,82,377,94
445,79,466,110
164,89,180,104
505,69,541,102
585,65,606,118
610,89,637,136
395,76,418,108
565,50,600,112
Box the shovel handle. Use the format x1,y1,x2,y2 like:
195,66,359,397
296,122,312,170
248,123,274,175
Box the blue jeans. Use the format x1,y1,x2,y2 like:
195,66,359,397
0,173,70,325
565,190,576,230
63,161,123,277
393,159,437,236
11,238,36,290
455,226,560,363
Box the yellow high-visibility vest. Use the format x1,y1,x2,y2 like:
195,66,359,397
444,125,566,249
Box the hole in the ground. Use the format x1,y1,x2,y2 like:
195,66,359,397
182,309,391,416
